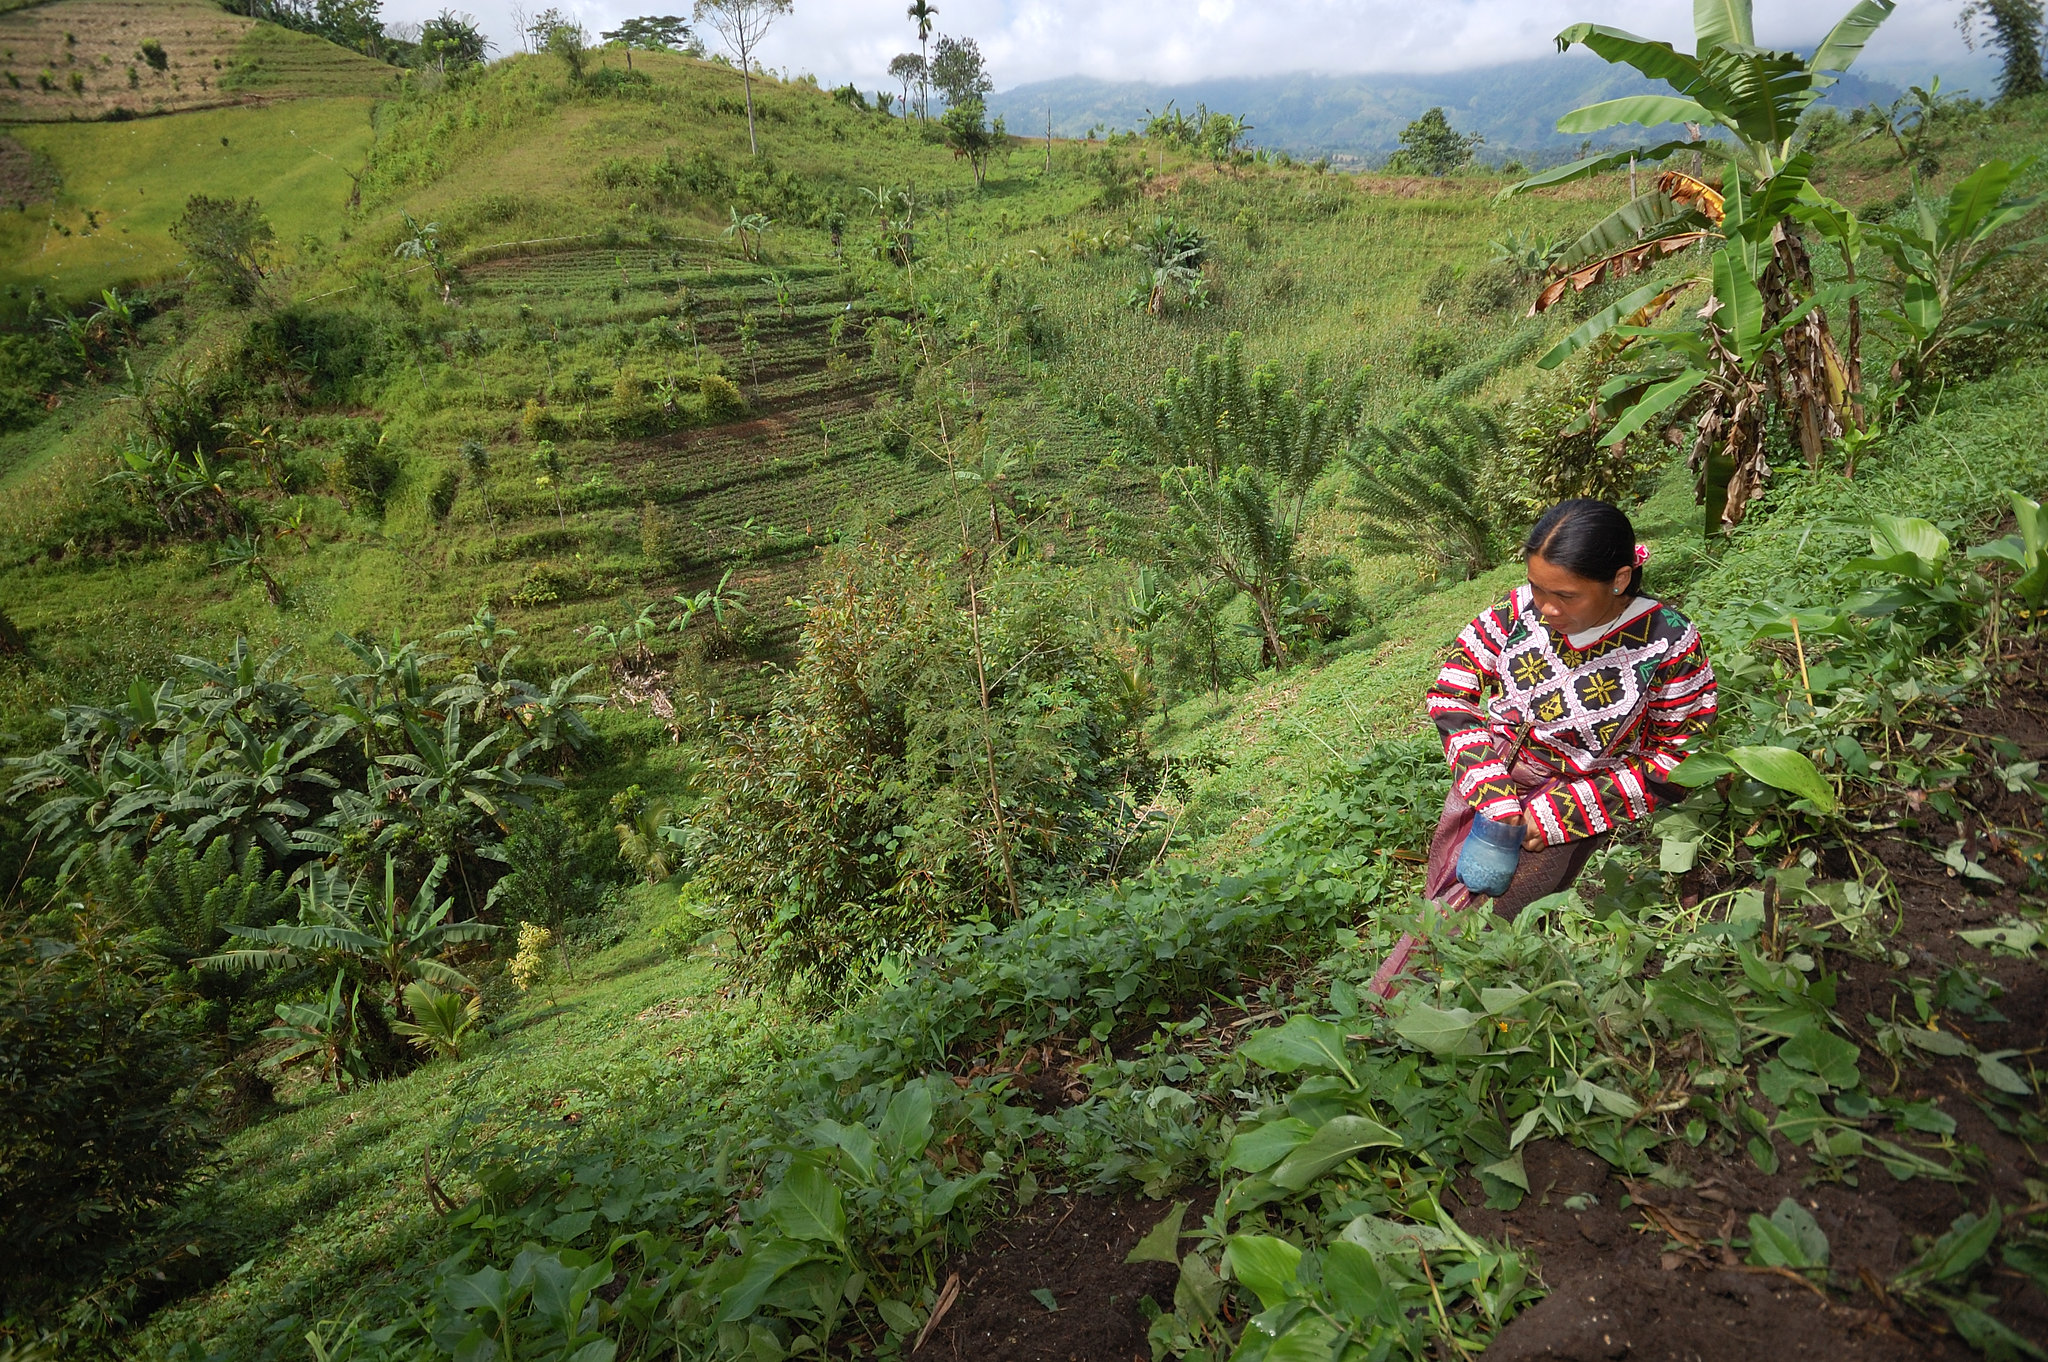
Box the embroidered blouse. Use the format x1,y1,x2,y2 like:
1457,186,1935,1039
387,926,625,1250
1425,585,1717,845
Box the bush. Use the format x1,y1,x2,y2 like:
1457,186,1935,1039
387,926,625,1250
520,398,561,442
1404,330,1461,378
169,195,274,307
0,920,211,1313
330,421,399,514
1493,356,1668,515
427,466,461,523
695,539,1155,995
0,331,75,434
698,372,748,419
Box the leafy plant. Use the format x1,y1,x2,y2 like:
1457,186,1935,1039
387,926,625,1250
1347,406,1504,581
1133,216,1212,317
1866,158,2047,402
391,980,484,1060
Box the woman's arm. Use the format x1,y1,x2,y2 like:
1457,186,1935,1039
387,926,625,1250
1426,607,1524,822
1522,632,1718,846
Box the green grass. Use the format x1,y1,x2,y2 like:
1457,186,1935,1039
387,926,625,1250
131,892,822,1356
0,96,377,301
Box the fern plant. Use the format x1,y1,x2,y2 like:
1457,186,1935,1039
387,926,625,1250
390,980,483,1060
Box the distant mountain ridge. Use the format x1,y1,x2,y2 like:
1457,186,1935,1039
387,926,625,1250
987,54,1990,166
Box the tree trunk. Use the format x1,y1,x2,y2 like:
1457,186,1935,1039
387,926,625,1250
741,50,758,154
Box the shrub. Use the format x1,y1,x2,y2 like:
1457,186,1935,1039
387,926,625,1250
1404,330,1460,378
1493,357,1668,515
1464,261,1523,315
427,466,460,523
698,372,748,419
168,195,273,307
138,38,167,71
0,920,211,1312
520,398,561,441
695,539,1155,995
1419,262,1461,308
330,421,399,514
486,804,599,933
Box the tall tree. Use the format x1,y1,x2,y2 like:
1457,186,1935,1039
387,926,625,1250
417,9,489,71
928,33,990,110
1958,0,2046,101
694,0,792,154
1388,107,1483,175
1503,0,1896,532
888,51,923,122
906,0,937,119
599,14,700,70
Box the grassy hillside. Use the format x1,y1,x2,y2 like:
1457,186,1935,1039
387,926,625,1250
8,33,2048,1362
0,0,394,122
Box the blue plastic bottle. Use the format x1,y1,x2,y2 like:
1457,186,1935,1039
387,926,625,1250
1456,811,1523,898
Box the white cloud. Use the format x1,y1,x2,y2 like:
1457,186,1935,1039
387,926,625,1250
383,0,1978,92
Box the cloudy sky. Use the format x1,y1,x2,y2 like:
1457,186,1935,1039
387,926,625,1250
386,0,1982,92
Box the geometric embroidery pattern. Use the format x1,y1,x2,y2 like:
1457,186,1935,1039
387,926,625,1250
1426,585,1719,845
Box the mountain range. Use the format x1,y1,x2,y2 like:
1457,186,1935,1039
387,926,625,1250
986,53,1995,166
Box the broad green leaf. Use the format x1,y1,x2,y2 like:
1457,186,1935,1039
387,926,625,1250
715,1239,827,1323
1727,745,1836,813
1667,751,1735,787
1338,1214,1455,1256
878,1082,935,1163
1810,1,1897,78
1692,0,1754,54
1268,1116,1404,1190
810,1120,876,1183
1479,1149,1530,1210
1480,984,1530,1015
1659,836,1699,872
1225,1235,1303,1311
1237,1015,1355,1083
1977,1050,2033,1095
875,1299,920,1334
1779,1025,1861,1090
1224,1118,1314,1174
1603,367,1709,447
1499,139,1703,198
1898,1205,2001,1287
1570,1077,1641,1118
1557,23,1704,91
1538,279,1675,369
1902,1025,1970,1057
1175,1251,1223,1323
1959,922,2043,954
763,1156,846,1246
1900,275,1941,339
1943,1298,2048,1362
1319,1240,1387,1324
1711,246,1765,358
1556,95,1716,133
1392,1001,1485,1056
1125,1202,1188,1264
1867,514,1950,569
1747,1197,1829,1269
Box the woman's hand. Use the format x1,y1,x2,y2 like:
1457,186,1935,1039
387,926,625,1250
1503,814,1548,852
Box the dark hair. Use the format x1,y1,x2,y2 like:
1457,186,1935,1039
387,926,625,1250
1524,499,1642,596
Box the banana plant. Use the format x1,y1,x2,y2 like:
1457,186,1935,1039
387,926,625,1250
202,855,496,1020
262,972,369,1092
1505,0,1896,531
1865,158,2047,401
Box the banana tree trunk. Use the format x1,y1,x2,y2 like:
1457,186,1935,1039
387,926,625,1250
1689,226,1851,536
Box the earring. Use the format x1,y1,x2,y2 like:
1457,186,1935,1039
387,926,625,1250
1613,587,1621,594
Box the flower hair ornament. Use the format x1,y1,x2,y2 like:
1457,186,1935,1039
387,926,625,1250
1633,544,1651,566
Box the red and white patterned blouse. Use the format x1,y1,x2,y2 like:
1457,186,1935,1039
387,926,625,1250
1426,585,1718,845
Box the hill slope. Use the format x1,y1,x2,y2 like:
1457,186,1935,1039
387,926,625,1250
0,0,395,122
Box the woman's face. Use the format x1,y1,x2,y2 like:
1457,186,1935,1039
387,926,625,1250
1526,553,1633,635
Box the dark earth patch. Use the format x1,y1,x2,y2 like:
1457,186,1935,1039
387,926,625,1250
934,1195,1187,1362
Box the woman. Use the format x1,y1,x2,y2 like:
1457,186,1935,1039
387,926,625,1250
1421,499,1717,919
